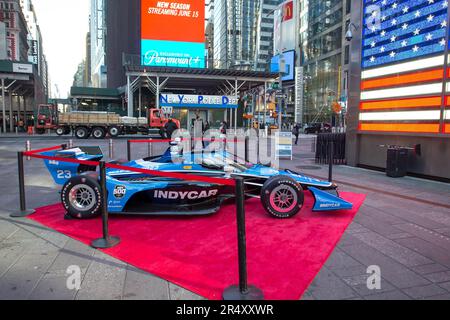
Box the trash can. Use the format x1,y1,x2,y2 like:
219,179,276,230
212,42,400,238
386,147,409,178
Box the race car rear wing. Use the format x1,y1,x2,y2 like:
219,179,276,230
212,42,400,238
42,146,103,185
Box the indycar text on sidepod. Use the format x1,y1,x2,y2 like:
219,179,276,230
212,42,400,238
154,189,219,200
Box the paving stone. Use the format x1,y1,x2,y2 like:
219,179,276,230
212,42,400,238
373,205,448,230
394,224,450,251
0,220,19,241
364,290,411,300
169,283,204,300
340,242,430,289
352,232,432,267
424,271,450,284
411,264,448,275
424,293,450,300
0,251,59,300
402,284,447,299
345,223,371,235
354,214,404,237
434,228,450,237
386,233,414,240
362,205,406,225
304,267,357,300
395,237,450,268
75,251,127,300
437,281,450,292
122,266,170,300
28,273,77,300
324,249,364,270
341,274,396,296
0,242,26,277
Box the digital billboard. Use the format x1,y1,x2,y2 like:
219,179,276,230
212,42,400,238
271,50,295,81
141,0,205,68
360,0,449,134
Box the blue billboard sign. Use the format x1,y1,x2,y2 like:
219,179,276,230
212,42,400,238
141,39,205,68
160,94,238,109
271,50,295,81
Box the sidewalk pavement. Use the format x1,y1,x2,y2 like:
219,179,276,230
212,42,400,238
0,136,449,300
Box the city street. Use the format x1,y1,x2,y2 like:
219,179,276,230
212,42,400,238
0,135,449,300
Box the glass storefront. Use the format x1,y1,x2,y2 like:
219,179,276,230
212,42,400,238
299,0,348,125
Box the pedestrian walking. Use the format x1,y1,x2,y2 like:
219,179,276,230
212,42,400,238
292,123,301,145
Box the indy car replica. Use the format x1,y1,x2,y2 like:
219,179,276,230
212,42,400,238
41,145,353,220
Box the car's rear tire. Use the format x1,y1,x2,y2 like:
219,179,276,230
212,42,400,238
92,127,106,139
75,126,89,139
260,176,304,219
61,175,102,219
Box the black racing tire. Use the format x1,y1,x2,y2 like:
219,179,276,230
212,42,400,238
56,126,66,136
108,126,121,138
75,126,89,139
61,175,102,219
260,175,304,219
92,127,106,139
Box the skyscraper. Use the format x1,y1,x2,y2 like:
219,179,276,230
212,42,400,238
299,0,352,124
90,0,107,88
214,0,280,70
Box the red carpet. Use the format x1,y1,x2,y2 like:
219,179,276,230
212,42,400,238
28,191,365,300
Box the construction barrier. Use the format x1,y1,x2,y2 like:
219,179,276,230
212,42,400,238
315,133,346,165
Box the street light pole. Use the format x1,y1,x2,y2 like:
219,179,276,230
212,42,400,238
278,8,284,131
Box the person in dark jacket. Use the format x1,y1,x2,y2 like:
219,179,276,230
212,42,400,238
164,118,178,138
292,123,301,145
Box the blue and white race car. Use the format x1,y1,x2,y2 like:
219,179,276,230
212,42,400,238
42,145,353,220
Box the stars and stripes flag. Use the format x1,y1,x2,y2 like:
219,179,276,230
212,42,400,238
360,0,450,134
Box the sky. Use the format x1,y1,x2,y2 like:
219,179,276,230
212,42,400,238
32,0,90,98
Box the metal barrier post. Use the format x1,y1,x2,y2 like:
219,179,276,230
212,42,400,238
91,161,120,249
68,139,73,149
10,152,35,218
109,139,114,159
26,140,31,161
127,140,131,161
147,139,153,158
328,141,334,182
223,177,263,300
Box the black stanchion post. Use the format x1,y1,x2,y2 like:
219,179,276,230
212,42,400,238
91,161,120,249
223,177,263,300
127,140,131,162
10,152,35,218
328,141,334,182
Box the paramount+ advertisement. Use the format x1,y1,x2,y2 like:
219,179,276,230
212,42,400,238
141,0,205,68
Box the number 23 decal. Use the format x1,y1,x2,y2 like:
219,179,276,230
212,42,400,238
57,170,72,179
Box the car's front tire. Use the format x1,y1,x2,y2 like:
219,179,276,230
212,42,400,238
61,175,103,219
260,176,304,219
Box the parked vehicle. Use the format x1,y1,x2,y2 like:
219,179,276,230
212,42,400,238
304,122,332,134
35,106,180,139
35,104,59,135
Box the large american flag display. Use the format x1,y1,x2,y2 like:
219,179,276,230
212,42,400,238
360,0,450,134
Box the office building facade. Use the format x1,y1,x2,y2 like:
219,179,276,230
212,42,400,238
298,0,352,125
214,0,281,70
90,0,107,88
